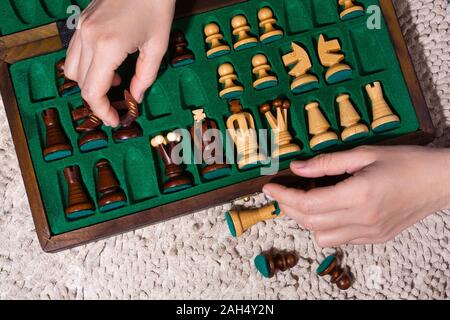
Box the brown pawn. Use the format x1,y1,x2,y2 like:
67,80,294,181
317,255,352,290
96,160,127,212
42,108,73,162
170,30,195,67
56,58,80,96
151,132,193,194
112,90,143,142
72,101,108,152
254,251,298,278
64,166,95,220
190,109,231,181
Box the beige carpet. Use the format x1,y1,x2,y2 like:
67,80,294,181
0,0,449,300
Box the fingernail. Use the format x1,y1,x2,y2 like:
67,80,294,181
262,186,273,200
137,92,144,103
291,161,307,169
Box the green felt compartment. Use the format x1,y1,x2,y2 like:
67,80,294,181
7,0,419,235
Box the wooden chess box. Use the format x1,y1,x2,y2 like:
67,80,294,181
0,0,435,252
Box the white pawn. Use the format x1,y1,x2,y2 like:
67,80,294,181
204,23,230,59
258,7,284,44
252,54,278,90
218,63,244,100
231,15,258,51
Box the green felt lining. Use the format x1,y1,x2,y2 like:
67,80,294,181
8,0,420,235
225,211,237,237
317,255,336,274
254,255,271,278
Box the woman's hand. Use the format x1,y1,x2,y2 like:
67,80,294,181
263,146,450,247
65,0,176,127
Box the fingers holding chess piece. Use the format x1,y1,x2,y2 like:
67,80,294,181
258,7,284,44
151,132,193,194
226,100,267,170
170,30,195,67
339,0,365,21
112,90,143,142
317,255,353,290
56,58,80,97
337,94,369,142
260,99,301,158
282,43,319,94
96,160,127,212
318,34,352,84
204,23,231,59
42,108,73,162
190,109,231,181
366,82,401,133
226,201,282,237
218,63,244,99
252,54,278,90
231,15,258,51
305,102,339,151
255,251,297,278
64,166,95,220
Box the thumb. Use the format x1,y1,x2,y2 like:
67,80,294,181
130,44,166,103
291,147,377,178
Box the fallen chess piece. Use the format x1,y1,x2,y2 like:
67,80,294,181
226,201,282,237
254,250,297,278
317,254,353,290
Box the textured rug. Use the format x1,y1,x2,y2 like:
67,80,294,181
0,0,449,300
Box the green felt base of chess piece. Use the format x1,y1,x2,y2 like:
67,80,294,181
44,149,72,162
79,139,108,152
326,69,353,84
60,86,80,97
99,200,127,213
312,138,340,152
240,161,264,171
372,120,401,133
172,58,195,68
261,34,283,44
292,80,320,94
254,254,271,278
67,209,95,221
222,90,244,100
225,211,237,237
342,130,369,143
202,166,232,181
235,41,258,51
341,9,365,20
208,49,231,59
255,79,278,91
317,255,336,274
278,149,302,160
163,182,192,194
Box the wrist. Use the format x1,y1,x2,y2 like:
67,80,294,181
439,148,450,209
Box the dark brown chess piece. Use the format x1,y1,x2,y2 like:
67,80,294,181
72,101,108,152
112,90,143,142
96,160,127,212
317,255,353,290
190,109,230,180
254,251,298,278
151,132,193,193
56,58,80,97
42,108,73,162
64,166,95,220
170,30,195,67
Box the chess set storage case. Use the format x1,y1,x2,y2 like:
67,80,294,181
0,0,435,252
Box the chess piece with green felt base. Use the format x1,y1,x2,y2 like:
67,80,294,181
339,0,365,21
317,255,353,290
337,94,369,142
318,34,352,84
204,23,231,59
96,160,127,213
226,201,281,237
42,108,73,162
366,81,401,133
64,166,95,220
305,102,340,151
254,251,297,278
252,54,278,91
232,15,258,51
